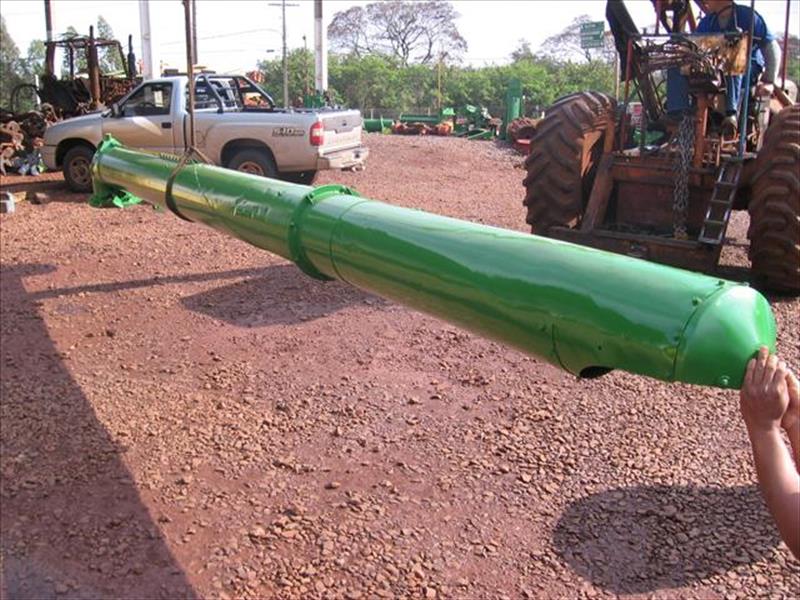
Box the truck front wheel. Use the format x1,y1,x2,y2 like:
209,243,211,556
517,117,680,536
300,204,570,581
63,145,95,193
228,149,277,179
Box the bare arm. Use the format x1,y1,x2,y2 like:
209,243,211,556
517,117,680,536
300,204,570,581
782,371,800,467
740,348,800,559
746,426,800,558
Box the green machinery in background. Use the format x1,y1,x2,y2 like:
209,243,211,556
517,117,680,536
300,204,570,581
363,117,393,133
90,136,776,389
363,79,524,140
500,78,523,141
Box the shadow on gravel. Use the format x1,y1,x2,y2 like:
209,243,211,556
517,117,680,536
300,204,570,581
181,263,386,327
0,264,197,599
0,180,85,204
553,484,781,594
26,266,268,301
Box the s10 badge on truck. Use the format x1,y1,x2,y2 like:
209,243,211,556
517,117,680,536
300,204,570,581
272,127,305,137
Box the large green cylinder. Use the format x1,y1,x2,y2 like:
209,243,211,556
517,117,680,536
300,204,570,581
363,117,392,133
90,136,776,389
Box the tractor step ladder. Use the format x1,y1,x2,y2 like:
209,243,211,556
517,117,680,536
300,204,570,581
698,159,743,245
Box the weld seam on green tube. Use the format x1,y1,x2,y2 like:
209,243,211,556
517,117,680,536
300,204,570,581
325,198,374,286
290,185,359,281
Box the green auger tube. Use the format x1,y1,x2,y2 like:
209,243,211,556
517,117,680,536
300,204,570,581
90,135,776,389
363,117,393,133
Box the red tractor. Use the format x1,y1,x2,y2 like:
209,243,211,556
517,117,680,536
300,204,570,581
522,0,798,292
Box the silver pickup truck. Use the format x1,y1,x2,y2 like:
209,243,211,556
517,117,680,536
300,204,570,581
42,74,369,192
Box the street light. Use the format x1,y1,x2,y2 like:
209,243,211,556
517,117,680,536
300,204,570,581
268,0,300,109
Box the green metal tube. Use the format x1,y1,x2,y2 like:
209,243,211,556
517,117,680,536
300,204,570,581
90,136,776,389
363,117,392,133
398,113,442,125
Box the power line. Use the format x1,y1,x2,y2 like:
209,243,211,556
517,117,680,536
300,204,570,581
160,27,279,46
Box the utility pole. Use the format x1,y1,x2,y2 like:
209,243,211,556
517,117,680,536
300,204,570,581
44,0,53,42
43,0,55,76
139,0,154,78
314,0,327,96
191,0,198,66
269,0,299,108
303,35,309,99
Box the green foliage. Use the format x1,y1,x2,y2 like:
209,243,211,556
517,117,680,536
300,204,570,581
257,48,315,105
0,16,25,109
61,26,88,75
24,40,46,79
260,51,615,115
97,16,124,74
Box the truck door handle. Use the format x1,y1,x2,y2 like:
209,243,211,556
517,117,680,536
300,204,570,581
162,122,172,129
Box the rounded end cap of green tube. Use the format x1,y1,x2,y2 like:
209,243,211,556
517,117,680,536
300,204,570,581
674,284,776,389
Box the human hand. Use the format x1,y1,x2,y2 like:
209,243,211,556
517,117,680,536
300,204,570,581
756,82,775,97
740,346,790,434
781,370,800,435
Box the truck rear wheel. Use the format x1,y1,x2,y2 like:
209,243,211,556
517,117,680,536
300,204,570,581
747,104,800,293
63,145,95,193
228,149,277,179
523,92,616,234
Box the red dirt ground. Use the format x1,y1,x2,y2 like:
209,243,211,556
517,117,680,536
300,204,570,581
1,134,799,599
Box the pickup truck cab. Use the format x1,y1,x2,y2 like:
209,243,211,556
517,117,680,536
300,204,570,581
42,74,369,192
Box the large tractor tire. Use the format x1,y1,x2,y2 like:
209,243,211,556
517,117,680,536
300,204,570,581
747,104,800,293
523,92,616,234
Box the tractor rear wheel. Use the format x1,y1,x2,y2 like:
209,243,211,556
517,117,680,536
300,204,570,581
523,92,616,234
747,104,800,293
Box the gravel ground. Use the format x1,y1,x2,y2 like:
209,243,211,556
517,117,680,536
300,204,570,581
1,133,798,599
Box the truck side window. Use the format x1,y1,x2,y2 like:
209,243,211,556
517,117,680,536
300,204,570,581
122,83,173,117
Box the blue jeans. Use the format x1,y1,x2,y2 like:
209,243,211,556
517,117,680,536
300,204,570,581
666,66,761,116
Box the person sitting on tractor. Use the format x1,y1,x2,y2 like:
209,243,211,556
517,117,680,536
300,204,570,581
666,0,781,133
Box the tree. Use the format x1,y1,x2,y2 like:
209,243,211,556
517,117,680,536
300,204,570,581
61,26,88,75
0,16,25,109
785,34,800,87
24,40,46,79
510,40,534,62
538,15,616,64
97,15,124,74
258,48,315,105
328,0,467,67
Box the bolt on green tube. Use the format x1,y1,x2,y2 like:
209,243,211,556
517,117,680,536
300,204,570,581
90,136,776,389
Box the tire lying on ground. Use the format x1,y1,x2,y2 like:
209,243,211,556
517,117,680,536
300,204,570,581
747,104,800,294
522,92,616,235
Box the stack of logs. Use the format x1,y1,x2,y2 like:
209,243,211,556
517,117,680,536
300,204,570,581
0,105,57,175
391,121,454,136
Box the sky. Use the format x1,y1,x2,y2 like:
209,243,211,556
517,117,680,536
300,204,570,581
2,0,799,74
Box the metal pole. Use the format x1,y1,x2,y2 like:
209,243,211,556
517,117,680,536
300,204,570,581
737,0,757,158
282,0,288,108
183,0,196,149
303,34,309,98
314,0,327,94
780,0,790,88
619,37,634,151
138,0,154,79
191,0,198,67
44,0,53,42
44,0,56,76
88,25,101,109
